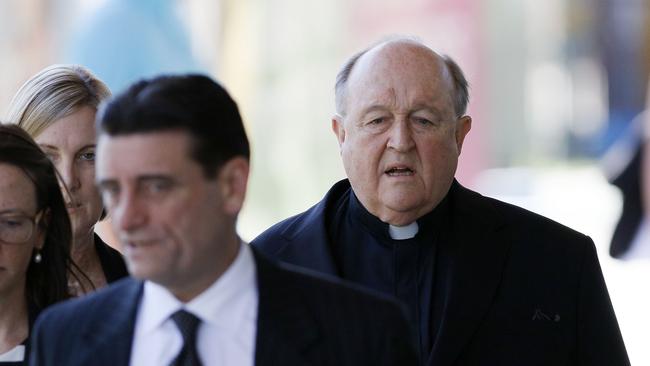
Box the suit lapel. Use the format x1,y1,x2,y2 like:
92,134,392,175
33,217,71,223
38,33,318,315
429,183,511,366
76,279,143,366
253,250,320,366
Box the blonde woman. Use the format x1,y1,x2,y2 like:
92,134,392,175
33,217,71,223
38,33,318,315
7,65,127,295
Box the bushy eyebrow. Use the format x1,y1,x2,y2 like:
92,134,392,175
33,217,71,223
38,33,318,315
136,175,176,185
359,104,444,118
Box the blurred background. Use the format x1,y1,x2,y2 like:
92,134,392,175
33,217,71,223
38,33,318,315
1,0,649,363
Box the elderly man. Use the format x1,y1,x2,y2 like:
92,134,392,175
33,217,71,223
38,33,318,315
252,38,630,365
29,74,416,366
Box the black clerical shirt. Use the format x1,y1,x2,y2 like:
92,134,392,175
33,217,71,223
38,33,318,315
327,190,449,364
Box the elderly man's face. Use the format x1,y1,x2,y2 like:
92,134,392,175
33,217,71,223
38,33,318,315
332,42,471,225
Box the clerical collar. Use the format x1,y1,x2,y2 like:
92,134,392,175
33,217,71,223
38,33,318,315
389,222,419,240
348,191,445,243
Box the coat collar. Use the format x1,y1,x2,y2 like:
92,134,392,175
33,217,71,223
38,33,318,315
279,179,511,366
427,182,510,366
275,179,351,275
76,278,143,366
72,254,323,366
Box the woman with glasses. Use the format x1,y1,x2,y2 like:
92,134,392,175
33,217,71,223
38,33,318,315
0,124,74,365
7,65,127,295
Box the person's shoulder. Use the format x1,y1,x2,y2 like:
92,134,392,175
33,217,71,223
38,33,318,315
255,249,402,312
456,183,591,243
253,250,417,364
252,179,351,251
35,278,140,330
253,210,310,243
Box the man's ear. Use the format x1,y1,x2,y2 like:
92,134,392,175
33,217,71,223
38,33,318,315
218,157,250,215
331,115,346,147
455,115,472,154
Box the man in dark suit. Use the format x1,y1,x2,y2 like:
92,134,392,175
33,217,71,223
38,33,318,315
29,75,416,366
252,38,630,365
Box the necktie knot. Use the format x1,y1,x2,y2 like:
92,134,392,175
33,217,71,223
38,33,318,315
171,310,201,342
170,310,202,366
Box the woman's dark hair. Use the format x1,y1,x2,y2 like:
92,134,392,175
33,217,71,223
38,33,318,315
0,123,72,310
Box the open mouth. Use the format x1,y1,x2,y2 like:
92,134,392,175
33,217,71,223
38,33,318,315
385,166,414,176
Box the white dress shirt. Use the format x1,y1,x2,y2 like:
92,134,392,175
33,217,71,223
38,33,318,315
129,242,259,366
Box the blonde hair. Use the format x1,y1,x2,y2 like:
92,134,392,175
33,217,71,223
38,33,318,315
7,64,111,137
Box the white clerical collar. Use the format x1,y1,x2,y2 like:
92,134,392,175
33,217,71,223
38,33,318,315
388,222,419,240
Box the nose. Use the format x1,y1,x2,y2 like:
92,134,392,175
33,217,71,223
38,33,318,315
113,192,147,233
386,118,415,152
58,160,81,193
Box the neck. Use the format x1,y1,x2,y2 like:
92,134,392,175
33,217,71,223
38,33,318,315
69,231,105,295
71,231,96,266
170,231,241,303
0,284,29,354
378,209,430,227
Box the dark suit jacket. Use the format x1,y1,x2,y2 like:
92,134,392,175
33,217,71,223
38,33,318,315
29,248,416,366
252,179,630,366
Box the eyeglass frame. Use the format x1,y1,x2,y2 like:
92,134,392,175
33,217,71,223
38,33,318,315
0,210,45,245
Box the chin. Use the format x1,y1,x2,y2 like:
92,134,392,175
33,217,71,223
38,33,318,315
382,192,424,210
127,266,159,281
383,196,438,220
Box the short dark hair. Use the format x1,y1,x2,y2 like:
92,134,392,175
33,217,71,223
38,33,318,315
97,74,250,178
0,124,72,310
335,39,470,117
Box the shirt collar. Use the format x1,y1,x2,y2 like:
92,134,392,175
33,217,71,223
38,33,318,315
389,222,419,240
138,241,258,334
348,190,448,243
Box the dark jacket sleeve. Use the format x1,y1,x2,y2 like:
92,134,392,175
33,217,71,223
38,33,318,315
29,308,61,366
577,239,630,366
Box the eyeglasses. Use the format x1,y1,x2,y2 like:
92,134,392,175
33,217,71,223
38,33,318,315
0,211,44,245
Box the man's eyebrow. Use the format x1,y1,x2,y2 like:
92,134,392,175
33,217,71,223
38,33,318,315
136,175,174,183
360,105,388,115
97,174,174,186
410,105,443,116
